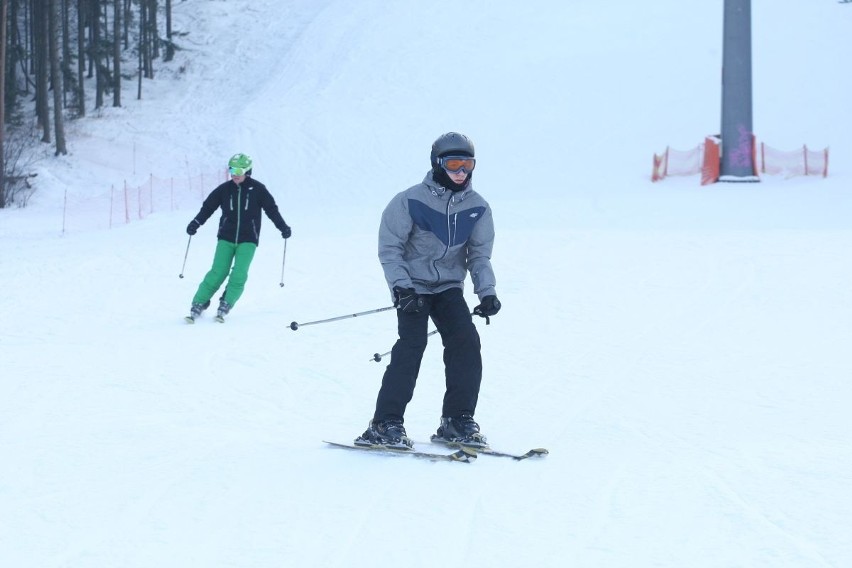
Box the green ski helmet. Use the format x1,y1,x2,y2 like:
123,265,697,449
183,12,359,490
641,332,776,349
228,153,253,176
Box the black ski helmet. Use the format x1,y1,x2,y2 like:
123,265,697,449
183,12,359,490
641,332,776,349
430,132,475,169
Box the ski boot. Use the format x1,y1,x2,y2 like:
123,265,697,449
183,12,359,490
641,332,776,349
431,414,488,448
185,299,211,323
355,419,413,450
215,300,232,323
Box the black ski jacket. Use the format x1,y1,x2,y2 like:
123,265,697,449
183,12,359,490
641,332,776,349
192,177,288,245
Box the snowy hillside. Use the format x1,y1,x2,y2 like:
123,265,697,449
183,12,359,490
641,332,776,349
1,1,851,567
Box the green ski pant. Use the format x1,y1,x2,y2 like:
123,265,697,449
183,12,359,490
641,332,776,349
192,240,257,308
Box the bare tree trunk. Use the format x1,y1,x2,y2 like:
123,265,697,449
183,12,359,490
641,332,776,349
140,0,152,79
137,0,144,98
164,0,173,61
149,0,158,61
1,0,8,207
34,0,51,143
100,1,110,77
86,0,94,78
5,0,19,111
49,0,67,154
123,0,129,48
27,0,34,75
93,0,104,108
76,0,86,116
61,0,71,108
112,0,120,106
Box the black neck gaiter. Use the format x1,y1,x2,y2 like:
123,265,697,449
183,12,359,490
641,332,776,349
432,168,472,192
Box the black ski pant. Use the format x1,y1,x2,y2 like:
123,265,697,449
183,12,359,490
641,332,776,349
373,287,482,424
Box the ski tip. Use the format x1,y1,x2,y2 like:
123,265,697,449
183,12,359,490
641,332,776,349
525,448,549,458
184,316,195,324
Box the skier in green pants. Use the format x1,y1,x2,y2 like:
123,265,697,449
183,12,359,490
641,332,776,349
185,153,292,321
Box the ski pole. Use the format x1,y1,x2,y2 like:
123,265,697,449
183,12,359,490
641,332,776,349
178,235,192,279
370,329,438,362
279,239,288,288
289,305,395,331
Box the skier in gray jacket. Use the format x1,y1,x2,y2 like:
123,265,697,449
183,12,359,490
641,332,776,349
356,132,501,449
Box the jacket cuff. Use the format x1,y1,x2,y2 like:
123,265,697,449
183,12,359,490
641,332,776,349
477,287,496,300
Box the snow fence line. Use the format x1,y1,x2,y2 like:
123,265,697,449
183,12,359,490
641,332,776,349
61,170,227,234
652,138,829,184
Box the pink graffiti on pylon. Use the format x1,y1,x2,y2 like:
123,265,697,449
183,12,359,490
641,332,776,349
730,124,753,168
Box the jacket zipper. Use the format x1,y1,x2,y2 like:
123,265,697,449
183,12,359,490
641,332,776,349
234,183,242,242
431,194,457,284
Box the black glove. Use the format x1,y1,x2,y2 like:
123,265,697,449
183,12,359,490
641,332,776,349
393,286,424,313
186,219,200,235
473,295,501,318
281,225,292,239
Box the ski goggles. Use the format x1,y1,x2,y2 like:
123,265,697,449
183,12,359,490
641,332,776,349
229,166,249,176
439,156,476,174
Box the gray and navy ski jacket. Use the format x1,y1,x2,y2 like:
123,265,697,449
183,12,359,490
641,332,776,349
379,171,496,301
192,176,288,245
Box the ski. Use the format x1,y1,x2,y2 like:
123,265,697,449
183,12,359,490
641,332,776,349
184,314,225,324
324,441,476,463
474,446,549,460
430,439,548,461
